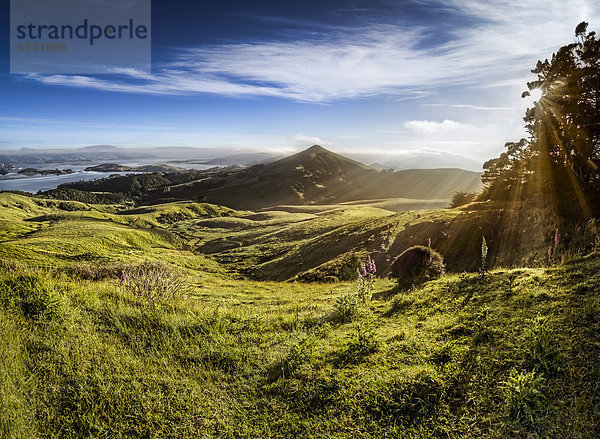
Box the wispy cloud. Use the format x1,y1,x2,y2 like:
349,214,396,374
404,119,477,135
25,0,600,102
423,104,515,111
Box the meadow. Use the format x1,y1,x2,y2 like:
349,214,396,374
1,192,599,438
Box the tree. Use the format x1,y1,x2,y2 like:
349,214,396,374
482,22,600,215
450,190,477,207
481,138,530,200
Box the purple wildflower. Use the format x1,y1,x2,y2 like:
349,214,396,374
548,246,553,257
554,229,560,245
362,265,367,277
121,272,127,284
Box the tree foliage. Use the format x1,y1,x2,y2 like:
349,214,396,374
450,191,478,208
482,22,600,214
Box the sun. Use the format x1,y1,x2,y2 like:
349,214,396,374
529,87,543,102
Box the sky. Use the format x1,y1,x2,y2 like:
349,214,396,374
1,0,599,169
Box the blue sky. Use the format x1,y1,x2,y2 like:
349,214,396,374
1,0,599,167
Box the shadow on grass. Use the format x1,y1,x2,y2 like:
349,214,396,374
373,284,400,301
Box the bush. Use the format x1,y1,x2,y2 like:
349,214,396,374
391,246,445,290
0,275,58,319
449,191,478,208
122,261,190,301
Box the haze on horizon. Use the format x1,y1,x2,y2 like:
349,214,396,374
1,0,599,170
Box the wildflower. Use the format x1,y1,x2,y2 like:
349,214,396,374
121,272,127,284
548,246,552,257
355,257,376,303
480,236,488,275
481,237,488,260
365,258,374,274
554,229,560,245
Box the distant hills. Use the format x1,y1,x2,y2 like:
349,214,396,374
57,145,483,208
0,145,282,167
202,152,285,166
351,150,483,171
0,144,482,171
85,163,184,173
154,145,483,208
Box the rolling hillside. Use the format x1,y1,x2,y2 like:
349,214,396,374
1,191,599,437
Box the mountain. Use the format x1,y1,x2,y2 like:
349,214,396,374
158,145,483,209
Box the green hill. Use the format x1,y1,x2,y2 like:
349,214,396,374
1,190,599,436
0,192,564,281
2,193,598,437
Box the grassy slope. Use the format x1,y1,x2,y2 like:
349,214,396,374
1,193,599,437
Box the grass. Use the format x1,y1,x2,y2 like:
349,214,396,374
1,192,600,437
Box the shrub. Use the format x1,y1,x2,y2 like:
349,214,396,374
501,369,545,427
329,290,363,324
0,275,58,319
449,191,477,208
391,246,445,290
121,261,190,301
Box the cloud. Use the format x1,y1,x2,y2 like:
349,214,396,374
24,0,600,102
403,119,477,135
290,133,329,146
423,104,515,111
